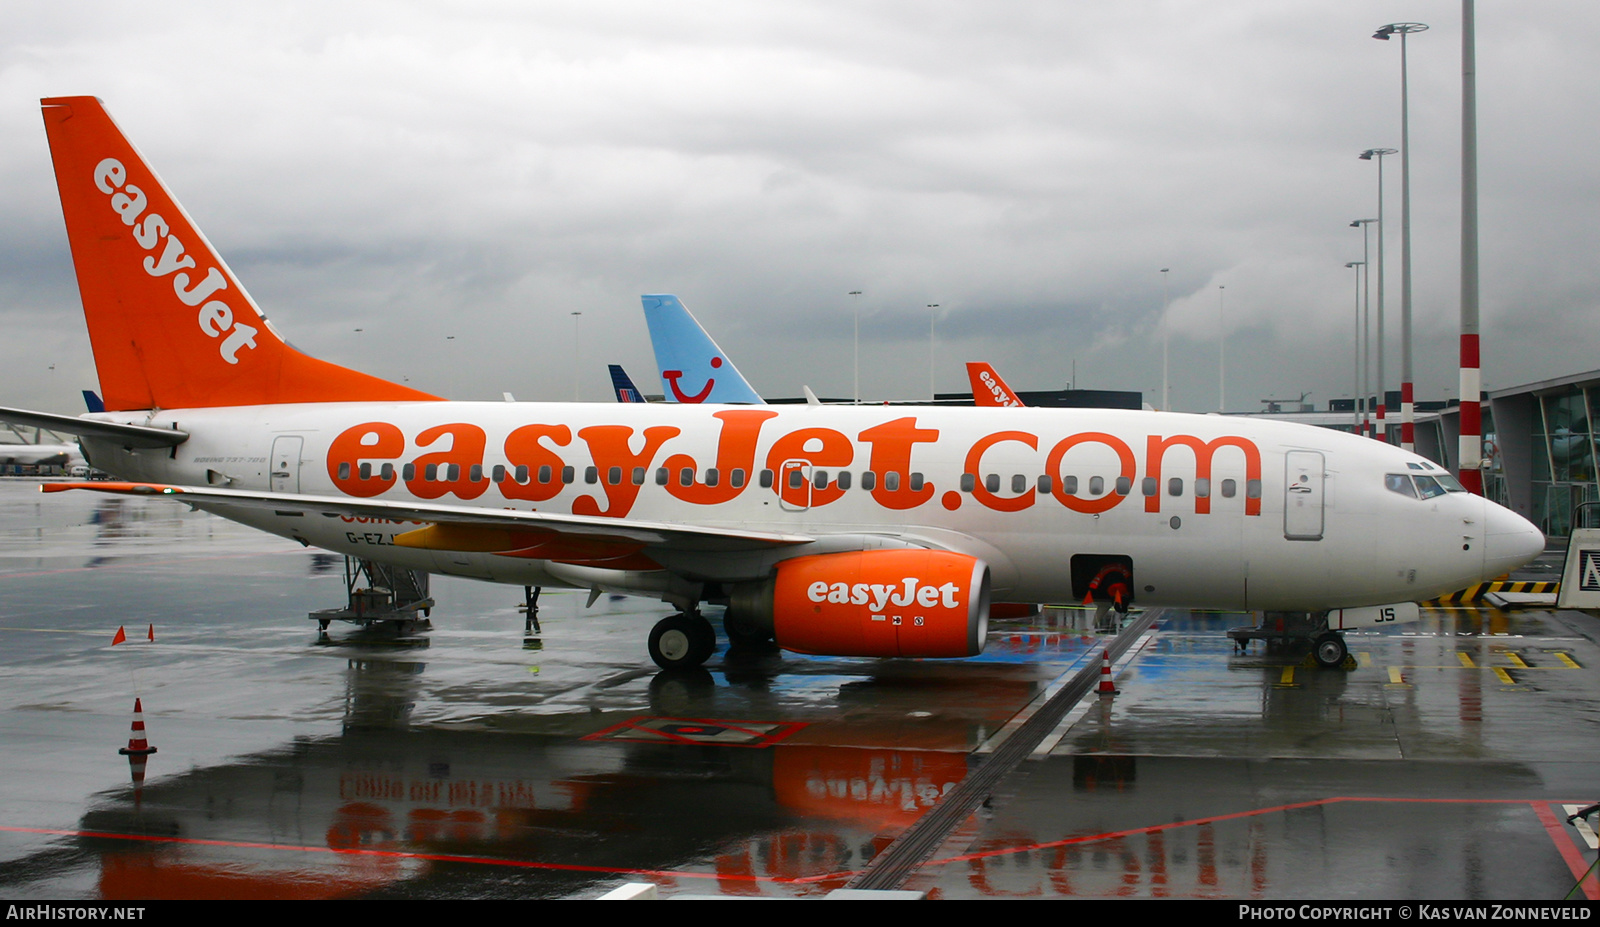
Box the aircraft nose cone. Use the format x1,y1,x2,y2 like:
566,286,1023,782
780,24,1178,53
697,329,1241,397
1482,501,1546,576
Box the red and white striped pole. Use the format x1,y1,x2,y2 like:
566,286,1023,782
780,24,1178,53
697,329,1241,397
1458,0,1483,494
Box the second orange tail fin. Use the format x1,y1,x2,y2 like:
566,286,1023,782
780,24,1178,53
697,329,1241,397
41,96,438,412
966,363,1026,408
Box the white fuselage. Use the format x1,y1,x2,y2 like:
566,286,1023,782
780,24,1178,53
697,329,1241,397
80,402,1543,612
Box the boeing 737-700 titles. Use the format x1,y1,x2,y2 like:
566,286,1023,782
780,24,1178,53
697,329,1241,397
1,97,1546,671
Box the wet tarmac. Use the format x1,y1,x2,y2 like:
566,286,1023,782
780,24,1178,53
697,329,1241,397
0,479,1595,900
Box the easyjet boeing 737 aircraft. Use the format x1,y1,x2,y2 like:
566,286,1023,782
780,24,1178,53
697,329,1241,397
4,97,1545,671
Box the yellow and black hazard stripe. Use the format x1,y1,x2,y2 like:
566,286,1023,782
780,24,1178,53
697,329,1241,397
1422,580,1560,605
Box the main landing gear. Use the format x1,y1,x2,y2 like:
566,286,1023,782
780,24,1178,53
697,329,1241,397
647,611,717,670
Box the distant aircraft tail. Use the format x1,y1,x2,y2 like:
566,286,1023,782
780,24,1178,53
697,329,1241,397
608,364,649,403
640,295,764,404
40,96,436,412
966,363,1026,408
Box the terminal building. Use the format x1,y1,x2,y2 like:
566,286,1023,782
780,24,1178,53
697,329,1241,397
1246,370,1600,540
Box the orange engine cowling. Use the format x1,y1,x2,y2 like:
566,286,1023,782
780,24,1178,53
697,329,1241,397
730,550,991,658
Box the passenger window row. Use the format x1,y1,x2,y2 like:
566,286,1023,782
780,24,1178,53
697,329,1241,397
336,461,1264,500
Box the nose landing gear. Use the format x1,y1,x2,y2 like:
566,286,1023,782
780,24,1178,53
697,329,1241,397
648,611,717,670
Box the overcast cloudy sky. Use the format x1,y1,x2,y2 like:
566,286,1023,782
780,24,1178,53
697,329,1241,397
2,1,1596,415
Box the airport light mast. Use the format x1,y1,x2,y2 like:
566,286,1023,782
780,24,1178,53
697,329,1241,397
1350,218,1378,436
848,291,862,405
1457,2,1484,493
1346,261,1365,433
1375,21,1428,452
1359,148,1396,441
1160,268,1171,411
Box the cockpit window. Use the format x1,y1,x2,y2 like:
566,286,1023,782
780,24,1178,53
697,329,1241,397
1385,473,1418,498
1413,475,1448,499
1434,473,1468,493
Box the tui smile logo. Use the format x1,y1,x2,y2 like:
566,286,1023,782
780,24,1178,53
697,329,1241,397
663,356,722,402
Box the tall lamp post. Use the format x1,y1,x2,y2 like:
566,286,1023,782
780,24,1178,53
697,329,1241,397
1346,261,1366,434
1375,21,1429,452
1359,147,1396,441
848,290,862,405
1160,268,1170,411
926,304,940,402
1217,285,1226,413
570,311,582,401
1457,2,1483,493
1350,218,1377,436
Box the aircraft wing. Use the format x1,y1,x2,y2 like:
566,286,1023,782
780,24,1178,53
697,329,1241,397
0,406,188,449
40,481,813,554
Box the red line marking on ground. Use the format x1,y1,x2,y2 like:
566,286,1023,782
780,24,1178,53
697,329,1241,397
1532,801,1600,900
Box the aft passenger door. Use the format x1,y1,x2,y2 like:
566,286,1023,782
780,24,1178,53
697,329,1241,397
1283,450,1325,541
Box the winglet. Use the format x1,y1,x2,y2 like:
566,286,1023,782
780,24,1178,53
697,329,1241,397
640,295,764,404
40,96,438,411
967,363,1026,408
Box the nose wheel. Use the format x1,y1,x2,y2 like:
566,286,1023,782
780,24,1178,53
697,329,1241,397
648,612,717,670
1312,632,1349,669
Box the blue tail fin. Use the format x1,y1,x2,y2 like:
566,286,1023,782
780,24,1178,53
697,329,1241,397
608,365,649,403
640,295,764,404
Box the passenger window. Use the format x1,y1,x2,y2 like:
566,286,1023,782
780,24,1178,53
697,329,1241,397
656,467,669,485
1089,476,1104,495
380,463,395,481
1168,478,1182,496
788,469,804,489
448,464,460,482
885,472,901,491
731,468,746,488
814,470,828,488
910,473,925,490
403,464,416,481
1062,475,1078,494
425,463,438,482
490,465,505,483
606,466,621,486
759,469,774,489
1011,474,1026,494
1115,476,1132,495
1037,475,1052,493
470,464,484,482
584,466,598,484
1141,477,1157,497
985,474,1000,493
358,462,372,480
631,467,645,486
962,473,976,492
561,466,575,484
1221,479,1236,498
680,468,694,487
1246,479,1262,499
836,471,851,490
338,462,351,480
1194,478,1210,497
861,471,877,491
705,468,720,487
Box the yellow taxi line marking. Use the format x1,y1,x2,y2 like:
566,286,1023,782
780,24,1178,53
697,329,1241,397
1386,666,1407,686
1558,653,1580,669
1506,652,1530,669
1457,652,1476,668
1276,667,1295,687
1493,667,1515,685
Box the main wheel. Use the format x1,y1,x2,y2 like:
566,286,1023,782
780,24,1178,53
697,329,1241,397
1312,632,1348,669
648,613,716,670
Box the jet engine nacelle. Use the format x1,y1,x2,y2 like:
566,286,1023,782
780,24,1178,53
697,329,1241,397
727,550,991,658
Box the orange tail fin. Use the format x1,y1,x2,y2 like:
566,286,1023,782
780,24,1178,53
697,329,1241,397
966,362,1025,408
41,96,437,411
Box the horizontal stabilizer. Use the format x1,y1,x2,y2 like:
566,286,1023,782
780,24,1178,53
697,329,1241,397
0,406,186,448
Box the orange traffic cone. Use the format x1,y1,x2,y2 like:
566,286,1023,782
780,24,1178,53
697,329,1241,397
1096,649,1117,696
118,698,157,756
